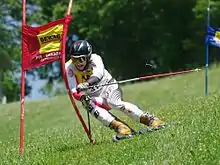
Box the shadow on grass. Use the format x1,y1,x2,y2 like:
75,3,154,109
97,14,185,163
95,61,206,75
56,139,112,152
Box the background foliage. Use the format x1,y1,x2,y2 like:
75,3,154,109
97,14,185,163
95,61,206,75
1,0,220,102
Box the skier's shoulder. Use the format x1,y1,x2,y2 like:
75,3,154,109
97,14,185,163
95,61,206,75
65,59,74,69
90,53,103,61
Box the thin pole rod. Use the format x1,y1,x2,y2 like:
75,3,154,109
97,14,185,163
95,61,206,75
89,68,201,89
66,0,73,16
61,2,95,143
205,0,210,96
87,110,91,137
20,0,26,157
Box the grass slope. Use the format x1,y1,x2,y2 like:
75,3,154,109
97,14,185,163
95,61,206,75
0,65,220,165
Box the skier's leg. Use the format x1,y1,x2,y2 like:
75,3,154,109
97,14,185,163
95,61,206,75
103,85,165,128
80,95,134,140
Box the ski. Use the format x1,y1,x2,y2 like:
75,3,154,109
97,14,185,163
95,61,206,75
137,122,178,135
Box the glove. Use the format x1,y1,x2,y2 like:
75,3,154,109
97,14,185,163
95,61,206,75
80,94,93,112
80,94,91,105
76,82,89,93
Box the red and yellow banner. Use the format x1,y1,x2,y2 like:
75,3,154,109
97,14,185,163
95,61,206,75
22,15,72,70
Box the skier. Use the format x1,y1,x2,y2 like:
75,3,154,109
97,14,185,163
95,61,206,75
65,40,165,141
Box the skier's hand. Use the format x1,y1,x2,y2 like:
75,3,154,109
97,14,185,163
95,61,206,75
80,94,91,110
76,82,89,93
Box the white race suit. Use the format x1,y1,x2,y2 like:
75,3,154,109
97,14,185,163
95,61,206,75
65,54,144,126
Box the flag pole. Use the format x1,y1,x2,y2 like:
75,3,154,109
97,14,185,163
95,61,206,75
20,0,26,157
61,0,95,144
205,0,210,96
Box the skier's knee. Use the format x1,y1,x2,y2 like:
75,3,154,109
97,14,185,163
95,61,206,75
108,99,125,110
93,106,115,126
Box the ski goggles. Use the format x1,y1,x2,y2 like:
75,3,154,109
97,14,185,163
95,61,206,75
71,55,87,64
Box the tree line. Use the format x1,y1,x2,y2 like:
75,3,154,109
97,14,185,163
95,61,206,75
0,0,220,102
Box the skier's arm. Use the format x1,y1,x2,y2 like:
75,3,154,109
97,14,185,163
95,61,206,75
66,67,82,101
87,55,104,85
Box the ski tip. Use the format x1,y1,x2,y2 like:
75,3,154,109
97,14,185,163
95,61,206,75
137,121,179,135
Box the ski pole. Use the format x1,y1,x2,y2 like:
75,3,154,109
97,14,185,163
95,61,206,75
88,68,201,89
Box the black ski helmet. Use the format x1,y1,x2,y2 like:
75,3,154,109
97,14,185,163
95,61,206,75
70,40,92,59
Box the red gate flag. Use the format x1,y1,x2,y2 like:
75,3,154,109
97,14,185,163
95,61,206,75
20,14,72,156
20,0,94,158
22,16,72,70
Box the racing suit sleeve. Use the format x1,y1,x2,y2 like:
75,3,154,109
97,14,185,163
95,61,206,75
66,67,82,101
87,55,105,85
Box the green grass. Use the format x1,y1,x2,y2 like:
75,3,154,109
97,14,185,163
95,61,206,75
1,65,220,165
